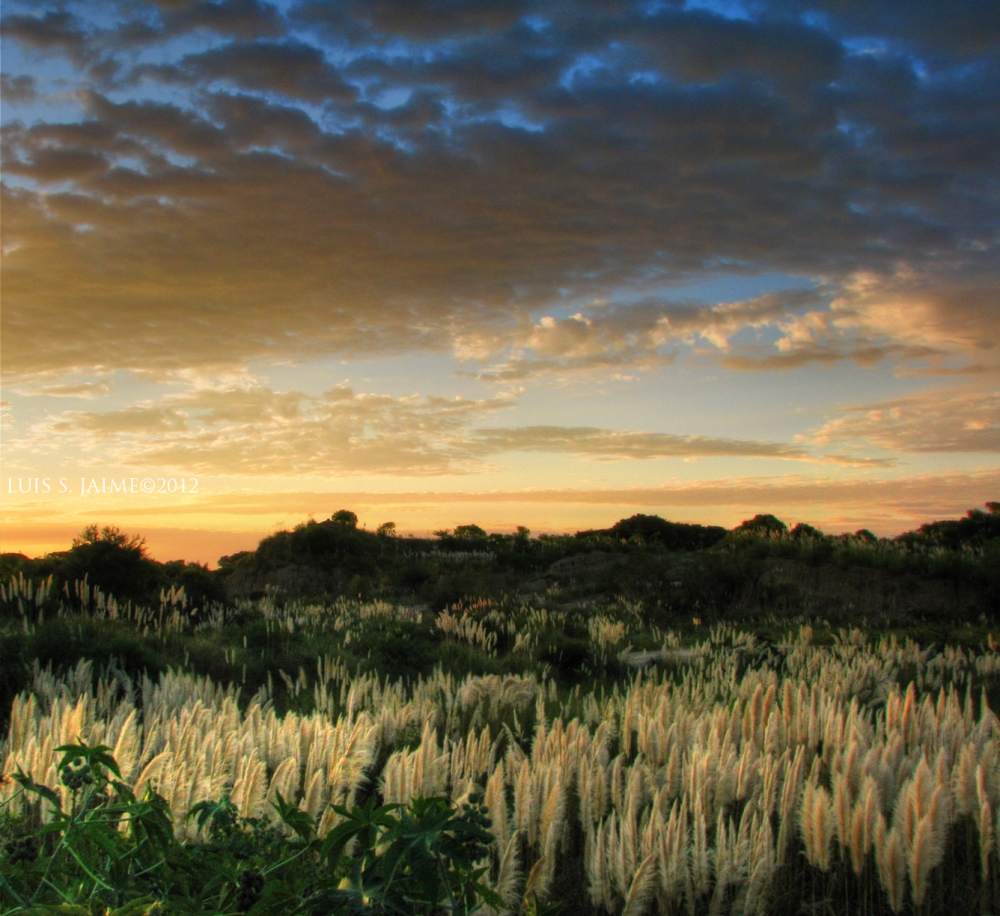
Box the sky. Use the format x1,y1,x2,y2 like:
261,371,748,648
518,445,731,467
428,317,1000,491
1,0,998,565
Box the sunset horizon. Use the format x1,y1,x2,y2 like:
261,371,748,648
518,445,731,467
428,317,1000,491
3,0,997,566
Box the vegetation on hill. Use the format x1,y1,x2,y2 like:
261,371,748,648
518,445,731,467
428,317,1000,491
3,505,997,615
2,503,999,914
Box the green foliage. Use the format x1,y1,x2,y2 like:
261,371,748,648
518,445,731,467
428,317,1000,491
28,618,168,684
8,505,999,614
56,529,161,608
451,526,487,542
733,514,789,536
3,503,998,725
3,740,174,913
607,514,727,549
538,633,592,681
898,501,1000,550
330,510,359,529
160,561,227,609
313,794,499,916
2,744,500,916
73,526,148,552
0,554,32,585
0,633,28,734
353,620,441,682
789,522,823,540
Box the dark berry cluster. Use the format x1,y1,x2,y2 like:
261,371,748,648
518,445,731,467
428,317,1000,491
459,792,493,861
236,869,265,912
4,835,39,864
60,758,95,791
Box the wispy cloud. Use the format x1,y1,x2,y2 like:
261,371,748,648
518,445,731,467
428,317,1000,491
808,387,1000,453
17,384,516,475
471,425,885,466
10,380,881,474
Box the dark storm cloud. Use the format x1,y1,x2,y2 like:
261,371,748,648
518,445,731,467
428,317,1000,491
1,0,997,380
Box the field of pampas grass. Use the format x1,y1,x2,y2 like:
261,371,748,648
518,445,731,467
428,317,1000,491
3,619,1000,915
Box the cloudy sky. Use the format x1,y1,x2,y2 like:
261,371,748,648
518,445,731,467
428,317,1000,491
2,0,998,562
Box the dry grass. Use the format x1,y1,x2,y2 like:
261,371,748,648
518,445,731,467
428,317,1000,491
3,625,1000,914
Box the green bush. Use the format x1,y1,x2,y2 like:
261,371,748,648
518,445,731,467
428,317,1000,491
29,619,167,684
353,620,441,682
1,742,501,916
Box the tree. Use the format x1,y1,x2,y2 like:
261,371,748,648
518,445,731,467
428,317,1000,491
608,514,727,550
733,514,788,536
900,502,1000,549
376,521,397,538
58,526,159,606
790,522,824,540
453,524,488,541
330,509,358,528
72,524,147,554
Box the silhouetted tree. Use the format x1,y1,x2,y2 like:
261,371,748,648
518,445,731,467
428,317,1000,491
609,514,727,550
734,514,788,536
898,502,1000,550
58,525,160,606
453,524,487,541
790,522,824,540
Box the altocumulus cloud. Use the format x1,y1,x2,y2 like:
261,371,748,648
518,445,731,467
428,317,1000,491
1,0,998,381
807,386,1000,454
10,383,876,475
2,0,999,523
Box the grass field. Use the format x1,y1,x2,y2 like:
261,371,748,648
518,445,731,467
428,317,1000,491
3,573,1000,914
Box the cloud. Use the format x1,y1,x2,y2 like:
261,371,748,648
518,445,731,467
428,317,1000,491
12,468,994,530
628,8,844,95
15,381,114,398
170,40,356,103
467,289,825,379
11,378,881,474
0,73,38,103
719,343,939,372
16,384,518,476
713,264,1000,375
470,425,883,466
1,0,996,384
809,387,1000,453
769,0,1000,59
0,11,91,59
157,0,285,41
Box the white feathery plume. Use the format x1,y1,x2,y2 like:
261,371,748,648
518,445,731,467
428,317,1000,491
621,853,658,916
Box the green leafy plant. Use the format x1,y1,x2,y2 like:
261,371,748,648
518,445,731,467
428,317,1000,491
2,739,174,913
1,743,501,916
311,793,501,916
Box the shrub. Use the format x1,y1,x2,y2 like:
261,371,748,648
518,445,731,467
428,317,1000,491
2,742,499,916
